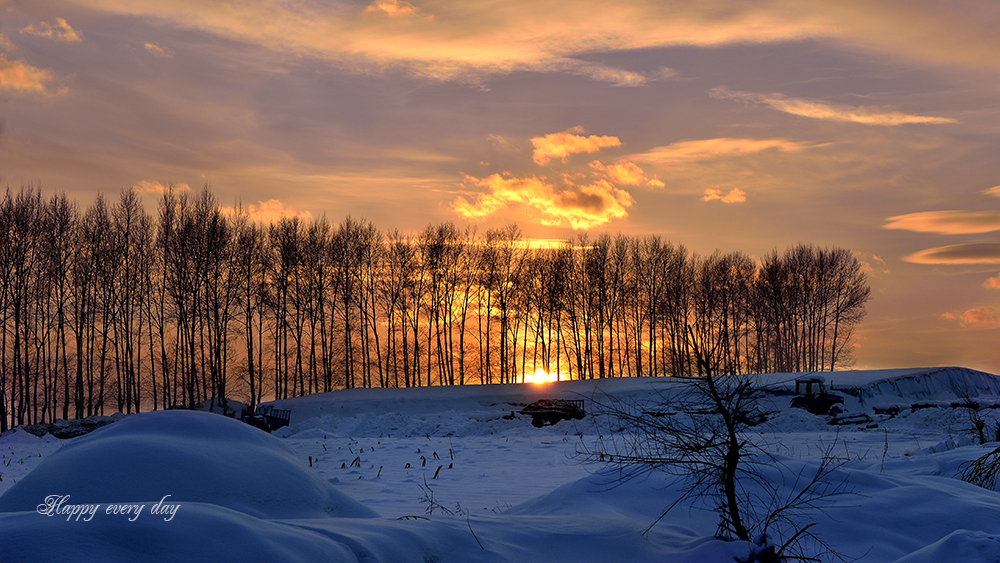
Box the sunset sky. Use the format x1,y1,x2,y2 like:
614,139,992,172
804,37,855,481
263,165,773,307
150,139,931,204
3,0,1000,373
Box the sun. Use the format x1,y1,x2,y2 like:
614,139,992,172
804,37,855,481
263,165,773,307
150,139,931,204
531,368,556,384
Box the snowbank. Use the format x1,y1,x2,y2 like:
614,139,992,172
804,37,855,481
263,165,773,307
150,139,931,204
848,367,1000,407
0,410,376,520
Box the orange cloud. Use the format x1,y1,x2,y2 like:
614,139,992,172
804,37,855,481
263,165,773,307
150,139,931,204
50,1,1000,86
554,60,648,86
942,307,1000,328
985,274,1000,289
589,159,663,187
858,253,889,276
984,186,1000,199
905,243,1000,265
454,173,633,229
632,138,802,166
884,211,1000,234
21,18,83,43
532,127,621,165
144,43,172,58
135,181,191,194
702,187,746,203
221,200,314,223
365,0,420,18
710,87,956,126
0,54,62,95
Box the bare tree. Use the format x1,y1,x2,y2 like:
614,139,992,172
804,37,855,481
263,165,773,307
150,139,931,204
488,225,525,384
379,229,416,387
231,212,269,407
41,193,79,421
109,188,153,414
269,216,301,398
585,373,848,560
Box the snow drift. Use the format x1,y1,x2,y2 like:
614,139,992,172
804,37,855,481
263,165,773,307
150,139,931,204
0,410,377,520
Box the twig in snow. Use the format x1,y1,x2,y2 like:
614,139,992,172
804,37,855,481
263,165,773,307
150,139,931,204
467,513,485,550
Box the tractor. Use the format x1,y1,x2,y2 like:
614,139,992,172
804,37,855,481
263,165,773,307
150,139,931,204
789,375,844,415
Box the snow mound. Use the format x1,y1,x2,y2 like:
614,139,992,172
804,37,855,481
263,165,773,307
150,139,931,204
0,410,377,520
891,530,1000,563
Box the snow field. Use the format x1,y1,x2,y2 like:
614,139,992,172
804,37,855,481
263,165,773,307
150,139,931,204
3,367,1000,562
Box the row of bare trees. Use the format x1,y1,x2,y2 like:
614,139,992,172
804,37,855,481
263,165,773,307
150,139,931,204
0,185,870,430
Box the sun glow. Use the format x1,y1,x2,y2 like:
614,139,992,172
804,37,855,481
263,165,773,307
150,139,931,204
531,368,560,384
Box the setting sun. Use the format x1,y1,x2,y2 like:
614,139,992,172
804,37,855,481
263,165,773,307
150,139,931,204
531,369,559,384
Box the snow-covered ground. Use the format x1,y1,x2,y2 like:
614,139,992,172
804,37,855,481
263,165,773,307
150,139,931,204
3,367,1000,562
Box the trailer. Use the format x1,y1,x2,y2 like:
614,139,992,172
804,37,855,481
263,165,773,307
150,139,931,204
242,405,291,432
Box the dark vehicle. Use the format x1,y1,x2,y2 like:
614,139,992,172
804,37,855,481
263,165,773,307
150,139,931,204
790,375,844,415
521,399,586,427
242,405,292,433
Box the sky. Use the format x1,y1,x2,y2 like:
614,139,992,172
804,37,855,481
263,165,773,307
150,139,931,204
2,0,1000,374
